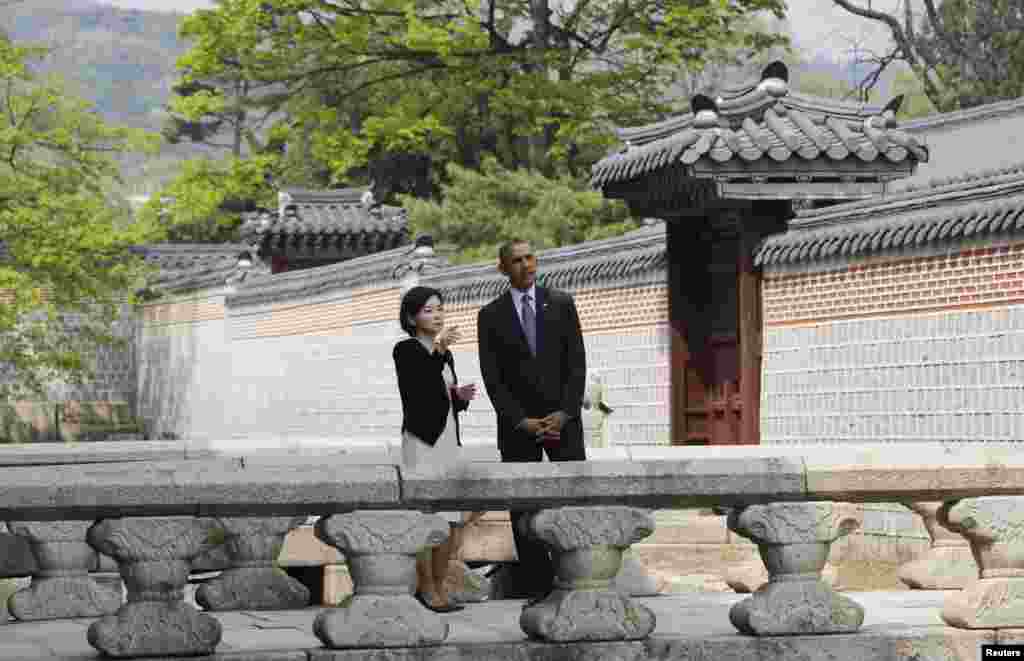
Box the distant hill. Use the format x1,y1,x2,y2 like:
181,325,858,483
1,0,218,195
3,0,188,129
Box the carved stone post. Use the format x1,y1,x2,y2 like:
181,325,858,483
519,506,657,642
86,517,223,658
6,521,121,620
727,502,863,635
195,516,310,611
899,502,977,590
313,511,451,648
940,497,1024,628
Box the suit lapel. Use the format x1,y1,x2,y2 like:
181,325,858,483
534,286,545,358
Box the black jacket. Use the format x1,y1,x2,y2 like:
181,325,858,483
393,337,469,447
477,286,586,452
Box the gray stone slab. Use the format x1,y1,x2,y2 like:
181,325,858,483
0,592,984,661
0,441,210,466
805,444,1024,502
399,458,806,511
0,458,400,521
0,531,37,577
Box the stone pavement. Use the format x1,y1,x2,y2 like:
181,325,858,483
0,591,1004,661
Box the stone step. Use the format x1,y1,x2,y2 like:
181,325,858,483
1,591,1000,661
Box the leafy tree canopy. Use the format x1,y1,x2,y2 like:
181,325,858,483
402,157,636,264
0,35,162,398
170,0,789,190
134,154,281,243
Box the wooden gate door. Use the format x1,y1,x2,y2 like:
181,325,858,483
679,334,742,445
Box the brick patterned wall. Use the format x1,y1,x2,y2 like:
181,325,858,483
229,287,401,340
137,279,673,446
445,283,669,349
764,242,1024,326
142,295,226,325
762,241,1024,444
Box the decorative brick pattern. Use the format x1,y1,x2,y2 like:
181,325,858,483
229,287,401,340
764,243,1024,326
445,284,669,349
141,294,226,326
136,276,673,445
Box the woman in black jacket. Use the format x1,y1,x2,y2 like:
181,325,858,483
394,286,478,613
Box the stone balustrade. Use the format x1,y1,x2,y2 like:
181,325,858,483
3,442,1024,658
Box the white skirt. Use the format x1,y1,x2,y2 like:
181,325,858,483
401,431,465,526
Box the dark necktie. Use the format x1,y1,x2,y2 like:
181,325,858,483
521,294,537,356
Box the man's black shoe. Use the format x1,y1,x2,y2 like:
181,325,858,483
522,591,553,608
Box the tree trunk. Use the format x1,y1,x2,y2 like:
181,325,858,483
527,0,551,170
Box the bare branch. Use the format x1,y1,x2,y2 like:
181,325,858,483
920,0,968,59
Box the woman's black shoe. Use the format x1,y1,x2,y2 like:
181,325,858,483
415,592,465,613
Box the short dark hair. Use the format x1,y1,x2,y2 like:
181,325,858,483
498,238,529,265
399,286,444,337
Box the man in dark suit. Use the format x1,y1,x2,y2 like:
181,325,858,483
477,238,587,603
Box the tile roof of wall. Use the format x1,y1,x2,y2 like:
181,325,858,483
239,187,408,244
226,222,669,308
900,96,1024,133
420,222,668,305
132,243,265,293
755,162,1024,266
225,243,416,307
591,63,927,189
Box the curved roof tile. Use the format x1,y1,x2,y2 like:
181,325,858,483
591,64,928,189
239,188,408,244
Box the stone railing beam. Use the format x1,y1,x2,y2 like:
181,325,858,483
726,501,864,635
899,501,977,590
312,510,451,648
519,506,657,642
9,445,1024,521
0,458,399,521
86,516,223,658
939,497,1024,628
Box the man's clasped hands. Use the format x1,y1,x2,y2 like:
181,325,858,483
523,412,565,445
435,322,563,445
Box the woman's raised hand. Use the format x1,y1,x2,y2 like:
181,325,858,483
436,324,461,352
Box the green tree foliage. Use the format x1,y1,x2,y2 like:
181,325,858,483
171,0,789,187
0,35,162,398
164,4,292,159
793,68,877,101
402,158,636,264
789,51,935,120
889,67,938,119
134,155,281,243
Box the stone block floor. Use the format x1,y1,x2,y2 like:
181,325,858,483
0,591,1002,661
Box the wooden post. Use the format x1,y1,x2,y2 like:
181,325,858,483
736,203,791,445
666,221,688,445
736,227,762,446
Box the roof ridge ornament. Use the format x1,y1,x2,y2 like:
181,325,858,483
757,61,789,98
883,95,904,127
277,191,293,220
691,94,720,129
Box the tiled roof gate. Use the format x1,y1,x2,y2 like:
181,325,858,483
590,61,929,447
239,187,410,272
